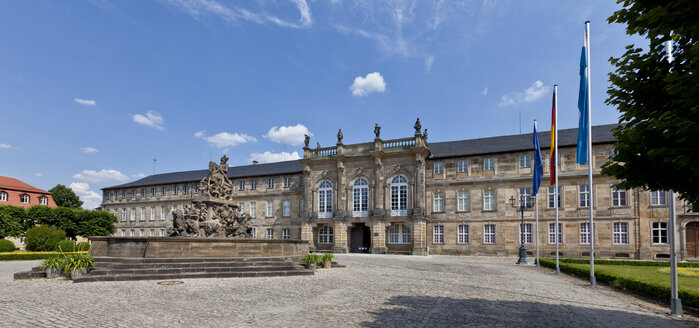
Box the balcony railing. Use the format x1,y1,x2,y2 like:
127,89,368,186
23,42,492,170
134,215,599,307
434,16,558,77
310,146,338,157
383,137,415,150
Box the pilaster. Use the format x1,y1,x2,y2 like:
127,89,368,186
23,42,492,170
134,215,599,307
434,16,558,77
333,221,349,253
411,218,427,255
371,220,387,254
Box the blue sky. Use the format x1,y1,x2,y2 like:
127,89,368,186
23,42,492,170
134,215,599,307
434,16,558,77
0,0,640,208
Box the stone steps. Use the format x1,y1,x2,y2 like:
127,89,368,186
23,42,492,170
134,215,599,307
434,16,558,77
73,256,313,282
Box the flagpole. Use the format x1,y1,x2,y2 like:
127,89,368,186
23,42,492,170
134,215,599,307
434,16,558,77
666,39,682,316
554,84,560,275
585,21,596,287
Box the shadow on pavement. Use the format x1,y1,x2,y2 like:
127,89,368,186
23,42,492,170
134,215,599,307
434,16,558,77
360,295,693,328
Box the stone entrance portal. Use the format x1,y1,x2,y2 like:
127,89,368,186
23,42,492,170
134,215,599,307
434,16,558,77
350,223,371,253
687,221,699,258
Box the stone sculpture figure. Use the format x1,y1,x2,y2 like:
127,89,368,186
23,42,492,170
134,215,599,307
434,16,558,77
414,118,422,134
337,129,343,144
304,134,310,147
374,124,381,139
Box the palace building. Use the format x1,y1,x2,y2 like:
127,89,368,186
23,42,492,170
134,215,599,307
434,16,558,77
100,121,698,260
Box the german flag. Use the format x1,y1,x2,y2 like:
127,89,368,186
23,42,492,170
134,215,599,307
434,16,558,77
549,89,557,187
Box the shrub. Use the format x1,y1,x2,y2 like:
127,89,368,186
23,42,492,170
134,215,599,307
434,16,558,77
321,253,334,262
25,225,66,252
303,254,320,264
0,239,16,252
39,256,63,270
55,240,77,252
76,242,90,252
62,253,94,272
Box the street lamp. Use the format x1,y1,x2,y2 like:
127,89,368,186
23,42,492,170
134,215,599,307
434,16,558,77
510,194,532,265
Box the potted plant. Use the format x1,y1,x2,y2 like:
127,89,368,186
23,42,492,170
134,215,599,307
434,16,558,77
321,253,334,269
39,257,63,278
62,254,95,279
302,254,319,270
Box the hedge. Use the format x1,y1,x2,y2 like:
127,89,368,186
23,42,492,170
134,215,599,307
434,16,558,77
539,258,699,308
553,258,699,268
0,239,16,252
0,251,88,261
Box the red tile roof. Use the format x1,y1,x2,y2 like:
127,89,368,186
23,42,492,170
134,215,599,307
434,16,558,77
0,176,51,194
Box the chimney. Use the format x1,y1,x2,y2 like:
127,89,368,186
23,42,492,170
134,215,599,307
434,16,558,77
252,160,259,165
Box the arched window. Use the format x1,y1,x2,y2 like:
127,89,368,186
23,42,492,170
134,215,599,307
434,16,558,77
352,178,369,217
0,191,7,202
318,226,334,244
390,175,408,216
318,180,333,218
388,223,411,244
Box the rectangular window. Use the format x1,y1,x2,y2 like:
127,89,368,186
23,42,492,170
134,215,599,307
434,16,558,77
457,191,470,212
173,186,179,195
433,192,444,212
131,190,136,198
267,178,274,189
612,187,627,206
140,208,146,221
161,207,167,221
483,224,496,244
194,185,199,193
141,189,145,197
150,188,155,196
651,191,666,205
238,202,245,213
548,186,561,208
284,177,291,187
282,228,290,240
457,160,468,173
250,180,257,190
580,222,590,245
121,209,126,222
251,227,257,239
282,200,290,217
579,185,590,208
250,202,256,218
519,155,531,168
483,189,496,211
299,199,304,216
149,207,155,221
130,208,136,221
519,188,532,208
122,190,126,198
140,229,145,237
40,197,47,205
160,229,165,237
266,228,274,239
652,222,668,244
150,229,155,237
548,223,562,244
318,226,333,244
434,162,443,174
183,185,189,194
161,187,166,196
457,225,469,244
613,222,629,244
121,229,126,236
519,223,533,244
239,181,245,191
130,229,135,237
388,224,411,244
483,158,495,171
266,201,274,217
433,225,444,243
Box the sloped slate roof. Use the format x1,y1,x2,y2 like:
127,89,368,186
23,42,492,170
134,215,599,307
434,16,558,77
103,160,304,190
429,123,618,159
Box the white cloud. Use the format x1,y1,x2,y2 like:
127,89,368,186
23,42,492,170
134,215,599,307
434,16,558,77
34,173,43,177
195,131,257,148
131,173,146,178
132,111,164,130
0,143,10,149
424,55,434,72
482,87,488,96
263,124,312,146
248,151,300,164
69,182,102,210
72,169,129,183
74,98,96,106
498,80,549,107
162,0,312,28
81,147,100,154
350,72,386,97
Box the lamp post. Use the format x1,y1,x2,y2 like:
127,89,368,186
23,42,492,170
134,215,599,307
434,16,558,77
510,195,531,265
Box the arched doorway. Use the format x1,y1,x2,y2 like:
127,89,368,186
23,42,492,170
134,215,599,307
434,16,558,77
687,222,699,258
349,223,371,253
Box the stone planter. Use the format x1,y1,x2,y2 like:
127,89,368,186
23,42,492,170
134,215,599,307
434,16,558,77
323,259,332,269
304,262,316,270
45,267,61,278
70,268,89,279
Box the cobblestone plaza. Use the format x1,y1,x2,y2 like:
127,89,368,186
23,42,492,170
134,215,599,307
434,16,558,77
1,254,695,327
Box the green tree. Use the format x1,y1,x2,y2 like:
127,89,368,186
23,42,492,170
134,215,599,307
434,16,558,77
77,210,117,237
24,225,66,252
49,184,83,209
603,0,699,210
0,206,24,238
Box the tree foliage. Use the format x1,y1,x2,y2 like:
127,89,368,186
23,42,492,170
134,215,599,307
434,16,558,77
0,206,26,238
602,0,699,210
25,225,66,252
0,205,116,239
49,184,83,209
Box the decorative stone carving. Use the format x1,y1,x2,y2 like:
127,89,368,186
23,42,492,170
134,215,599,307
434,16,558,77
423,129,428,140
414,118,421,134
168,156,253,238
374,124,381,139
304,134,310,147
337,129,343,144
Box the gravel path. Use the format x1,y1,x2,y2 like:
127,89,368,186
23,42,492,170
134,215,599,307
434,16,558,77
0,255,694,327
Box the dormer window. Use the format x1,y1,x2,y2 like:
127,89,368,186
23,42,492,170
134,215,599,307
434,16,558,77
0,191,7,202
21,194,29,203
39,196,48,205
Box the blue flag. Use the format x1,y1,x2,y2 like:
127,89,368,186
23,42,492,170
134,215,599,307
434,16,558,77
576,45,589,165
532,121,544,196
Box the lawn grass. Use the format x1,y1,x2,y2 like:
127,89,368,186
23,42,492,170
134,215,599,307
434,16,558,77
566,263,699,292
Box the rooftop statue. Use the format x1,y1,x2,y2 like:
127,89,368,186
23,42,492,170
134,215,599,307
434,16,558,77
374,124,381,139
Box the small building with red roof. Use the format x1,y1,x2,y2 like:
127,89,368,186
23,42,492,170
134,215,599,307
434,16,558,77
0,176,57,209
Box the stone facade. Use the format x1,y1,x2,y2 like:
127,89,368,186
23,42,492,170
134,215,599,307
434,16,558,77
101,123,698,260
